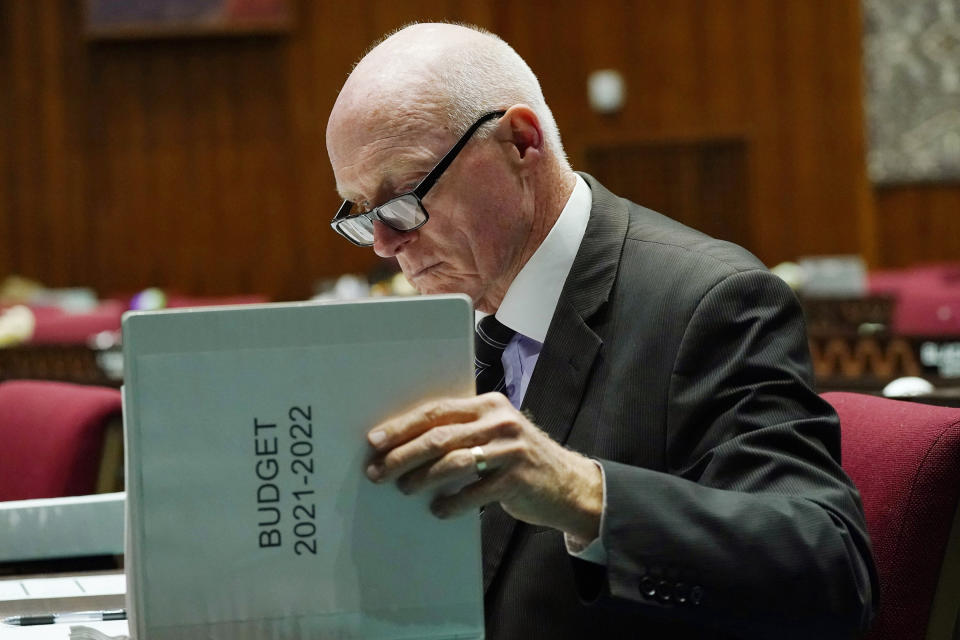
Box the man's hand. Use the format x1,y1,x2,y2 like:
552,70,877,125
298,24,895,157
365,392,603,541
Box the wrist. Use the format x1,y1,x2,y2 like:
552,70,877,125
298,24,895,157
562,455,603,541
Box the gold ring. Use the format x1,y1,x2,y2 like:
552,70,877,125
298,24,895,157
470,445,488,476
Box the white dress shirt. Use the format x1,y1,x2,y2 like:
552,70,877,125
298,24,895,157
476,174,609,564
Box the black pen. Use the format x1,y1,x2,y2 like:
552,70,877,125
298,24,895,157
1,609,127,626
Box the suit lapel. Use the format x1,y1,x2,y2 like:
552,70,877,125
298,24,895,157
483,174,629,593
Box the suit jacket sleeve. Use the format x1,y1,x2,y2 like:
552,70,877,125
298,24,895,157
574,269,877,638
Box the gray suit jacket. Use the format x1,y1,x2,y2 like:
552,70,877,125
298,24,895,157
481,174,877,639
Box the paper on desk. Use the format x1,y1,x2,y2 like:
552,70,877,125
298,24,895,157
0,574,125,601
0,621,128,639
0,579,27,600
70,625,129,640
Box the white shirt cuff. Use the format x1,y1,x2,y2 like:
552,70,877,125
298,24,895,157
562,460,608,565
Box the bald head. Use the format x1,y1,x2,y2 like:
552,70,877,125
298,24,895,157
327,23,568,171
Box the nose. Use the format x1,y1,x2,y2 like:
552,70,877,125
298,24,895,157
372,220,417,258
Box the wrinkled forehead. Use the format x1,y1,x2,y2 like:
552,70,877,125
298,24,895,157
335,100,440,147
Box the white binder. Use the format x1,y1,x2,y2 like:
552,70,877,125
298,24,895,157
122,295,483,640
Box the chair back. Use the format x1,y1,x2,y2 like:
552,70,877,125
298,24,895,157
824,392,960,640
0,380,122,501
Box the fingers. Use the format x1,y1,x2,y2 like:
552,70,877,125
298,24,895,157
395,448,480,496
396,440,506,496
366,394,516,483
367,396,490,451
367,416,508,483
367,421,480,482
430,470,511,518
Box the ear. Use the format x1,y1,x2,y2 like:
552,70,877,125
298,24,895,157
495,105,544,166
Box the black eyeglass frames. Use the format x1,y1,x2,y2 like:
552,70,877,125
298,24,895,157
330,110,507,247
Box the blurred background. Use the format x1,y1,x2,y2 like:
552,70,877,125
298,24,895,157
4,5,960,628
0,0,959,397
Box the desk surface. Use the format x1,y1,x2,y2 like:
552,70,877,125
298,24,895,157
2,620,129,639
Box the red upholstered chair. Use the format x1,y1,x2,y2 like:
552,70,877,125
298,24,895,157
869,263,960,336
27,301,125,344
823,392,960,640
0,380,123,501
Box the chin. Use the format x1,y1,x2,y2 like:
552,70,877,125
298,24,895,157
418,281,463,297
416,278,480,305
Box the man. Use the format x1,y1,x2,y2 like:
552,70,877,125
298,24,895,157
326,23,876,638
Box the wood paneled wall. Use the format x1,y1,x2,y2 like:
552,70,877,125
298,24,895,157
2,0,937,302
874,184,960,268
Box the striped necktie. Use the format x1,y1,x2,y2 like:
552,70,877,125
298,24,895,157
475,315,517,395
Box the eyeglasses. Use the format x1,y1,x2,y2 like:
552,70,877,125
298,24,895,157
330,110,507,247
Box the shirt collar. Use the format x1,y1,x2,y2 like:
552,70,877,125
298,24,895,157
492,174,592,342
